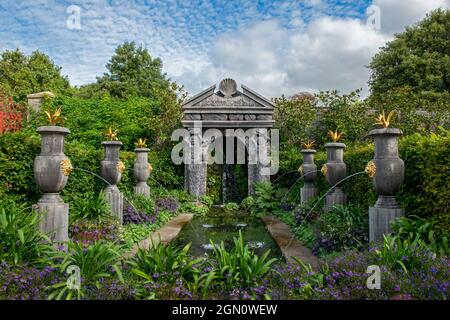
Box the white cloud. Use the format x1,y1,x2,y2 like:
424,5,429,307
0,0,448,99
373,0,450,34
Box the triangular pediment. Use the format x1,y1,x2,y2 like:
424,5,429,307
182,79,274,110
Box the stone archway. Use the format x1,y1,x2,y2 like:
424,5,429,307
181,78,275,201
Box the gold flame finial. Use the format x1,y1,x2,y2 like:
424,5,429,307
105,127,118,141
375,110,396,128
135,138,147,148
45,107,64,126
327,129,344,142
302,140,315,149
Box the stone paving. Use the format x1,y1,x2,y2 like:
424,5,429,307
124,213,194,258
261,216,319,270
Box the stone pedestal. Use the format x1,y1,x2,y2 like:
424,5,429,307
369,206,404,243
33,126,71,244
300,149,317,204
100,141,124,223
105,185,124,224
33,194,68,243
300,182,317,204
134,148,151,197
325,187,347,212
368,128,405,243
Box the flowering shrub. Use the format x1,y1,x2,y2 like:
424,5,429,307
155,197,180,214
69,217,120,246
0,262,61,300
123,205,155,225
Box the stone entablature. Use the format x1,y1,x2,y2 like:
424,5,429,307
182,79,275,128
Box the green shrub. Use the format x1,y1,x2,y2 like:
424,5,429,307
224,202,239,212
209,231,277,290
240,196,255,210
252,182,279,216
124,193,155,214
180,201,209,216
391,215,449,256
70,191,110,223
0,200,54,266
47,241,124,300
373,235,432,273
399,129,450,228
314,204,368,253
128,242,202,285
199,195,213,208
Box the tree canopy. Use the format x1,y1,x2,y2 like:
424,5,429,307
83,42,170,99
369,9,450,98
0,49,71,102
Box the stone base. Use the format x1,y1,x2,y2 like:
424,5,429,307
324,188,346,212
369,206,404,243
134,182,150,197
300,184,317,204
33,194,68,243
105,186,124,224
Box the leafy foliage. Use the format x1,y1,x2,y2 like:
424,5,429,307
0,199,54,266
209,231,277,290
369,9,450,97
129,242,202,285
0,49,71,102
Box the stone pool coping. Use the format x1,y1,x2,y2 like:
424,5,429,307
124,213,194,258
261,216,319,270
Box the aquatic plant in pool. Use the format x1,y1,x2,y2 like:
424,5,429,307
174,210,282,259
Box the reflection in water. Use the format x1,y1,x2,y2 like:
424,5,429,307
174,211,281,259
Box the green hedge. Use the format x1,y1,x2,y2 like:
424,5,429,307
0,129,182,208
277,129,450,233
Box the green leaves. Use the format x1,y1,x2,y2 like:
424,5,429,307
128,240,202,285
0,200,54,266
210,231,277,290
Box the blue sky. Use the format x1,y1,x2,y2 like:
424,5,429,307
0,0,449,97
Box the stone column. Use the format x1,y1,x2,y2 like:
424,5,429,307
248,128,270,195
368,128,405,242
300,149,317,204
100,141,124,224
324,142,347,211
185,127,207,197
134,148,151,197
33,126,71,243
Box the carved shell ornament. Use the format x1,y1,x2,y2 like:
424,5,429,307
219,78,237,98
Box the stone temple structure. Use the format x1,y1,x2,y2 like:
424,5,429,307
181,78,275,201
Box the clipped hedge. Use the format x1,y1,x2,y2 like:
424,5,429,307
277,129,450,233
0,129,181,208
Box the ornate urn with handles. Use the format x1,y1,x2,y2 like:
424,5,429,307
324,142,347,210
368,128,404,208
33,125,72,243
134,147,151,197
100,140,124,223
300,149,317,204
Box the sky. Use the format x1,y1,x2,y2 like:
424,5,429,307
0,0,449,98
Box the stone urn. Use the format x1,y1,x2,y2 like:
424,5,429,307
368,128,405,242
100,141,124,223
33,126,71,243
134,148,151,197
300,149,317,204
324,142,347,210
369,128,405,208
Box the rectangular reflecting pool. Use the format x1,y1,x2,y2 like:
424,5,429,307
173,210,282,259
